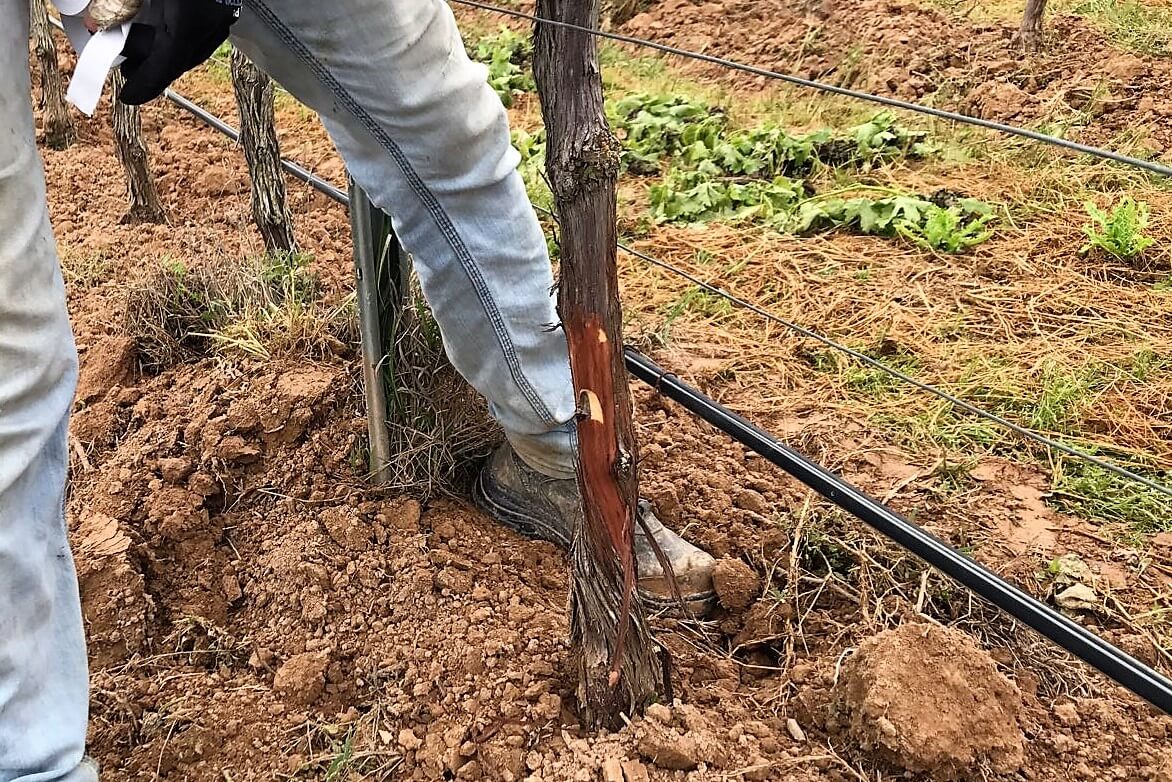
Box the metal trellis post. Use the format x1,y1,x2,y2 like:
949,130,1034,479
349,180,409,483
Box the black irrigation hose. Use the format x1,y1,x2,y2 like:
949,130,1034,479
624,347,1172,716
449,0,1172,179
164,85,1172,499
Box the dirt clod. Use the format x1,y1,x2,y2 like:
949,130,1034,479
78,336,136,403
832,623,1024,780
1054,702,1081,727
272,650,330,706
637,724,700,771
644,702,673,724
320,505,370,552
620,759,650,782
712,557,761,610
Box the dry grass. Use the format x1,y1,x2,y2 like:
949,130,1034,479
124,253,358,371
378,288,503,499
618,205,1172,464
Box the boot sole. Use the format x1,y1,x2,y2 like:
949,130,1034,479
473,469,718,618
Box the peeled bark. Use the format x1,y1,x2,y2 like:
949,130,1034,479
111,71,166,223
231,48,297,254
30,0,75,150
533,0,663,730
1020,0,1047,52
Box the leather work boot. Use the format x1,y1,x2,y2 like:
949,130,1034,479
473,443,717,616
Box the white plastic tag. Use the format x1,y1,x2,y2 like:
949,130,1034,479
57,2,141,117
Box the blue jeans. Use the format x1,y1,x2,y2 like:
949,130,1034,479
0,0,94,779
2,0,575,778
230,0,578,478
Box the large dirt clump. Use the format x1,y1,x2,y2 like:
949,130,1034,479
831,622,1025,780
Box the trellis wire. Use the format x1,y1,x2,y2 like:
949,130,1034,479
449,0,1172,179
159,87,1172,502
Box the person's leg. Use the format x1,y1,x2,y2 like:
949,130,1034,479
232,0,578,479
229,0,715,611
0,1,96,780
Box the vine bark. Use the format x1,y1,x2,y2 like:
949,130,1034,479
111,71,166,224
1020,0,1047,51
532,0,663,729
231,48,297,254
30,0,76,150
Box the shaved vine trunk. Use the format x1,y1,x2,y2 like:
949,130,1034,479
30,0,75,150
111,71,165,224
533,0,662,729
1020,0,1047,51
231,48,297,254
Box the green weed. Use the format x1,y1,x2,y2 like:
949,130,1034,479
1074,0,1172,55
324,730,355,782
895,202,996,253
1081,197,1155,260
841,343,921,397
471,28,534,107
795,193,995,251
1051,460,1172,535
125,253,355,369
1028,362,1098,433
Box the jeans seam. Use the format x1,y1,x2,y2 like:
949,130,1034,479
244,0,557,425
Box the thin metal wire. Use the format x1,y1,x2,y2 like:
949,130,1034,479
449,0,1172,179
160,85,1172,500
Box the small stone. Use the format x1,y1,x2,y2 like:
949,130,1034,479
644,703,673,725
398,728,422,751
272,651,329,706
620,760,650,782
786,718,806,742
712,558,761,611
602,757,623,782
1054,702,1081,727
1055,583,1098,612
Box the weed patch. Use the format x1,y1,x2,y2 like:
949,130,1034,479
471,28,534,107
125,253,356,370
1074,0,1172,55
1081,196,1155,260
1051,459,1172,535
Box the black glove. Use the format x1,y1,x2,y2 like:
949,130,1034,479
118,0,242,106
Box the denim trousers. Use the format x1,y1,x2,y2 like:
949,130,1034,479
1,0,575,778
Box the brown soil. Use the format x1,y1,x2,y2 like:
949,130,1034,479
27,15,1172,782
622,0,1172,156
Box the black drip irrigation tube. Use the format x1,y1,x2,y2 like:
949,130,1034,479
625,348,1172,717
162,86,1172,715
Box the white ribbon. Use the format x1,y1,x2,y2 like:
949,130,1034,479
57,1,143,117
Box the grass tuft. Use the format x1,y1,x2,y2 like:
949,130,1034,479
124,253,357,371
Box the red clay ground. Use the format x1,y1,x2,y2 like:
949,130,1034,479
28,5,1172,781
